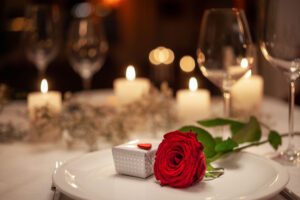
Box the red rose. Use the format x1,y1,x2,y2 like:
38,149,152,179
154,131,206,188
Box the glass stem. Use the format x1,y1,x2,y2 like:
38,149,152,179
223,90,231,117
36,60,47,76
38,69,46,80
287,80,295,150
83,78,91,90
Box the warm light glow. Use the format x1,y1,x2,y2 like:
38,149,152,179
149,49,160,65
10,17,25,32
154,47,169,63
189,77,198,91
102,0,122,7
180,55,195,72
244,70,252,79
79,20,88,37
197,50,205,63
148,46,175,65
126,65,136,81
41,79,48,94
164,49,175,64
241,58,249,68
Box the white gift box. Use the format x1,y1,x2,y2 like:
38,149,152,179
112,140,159,178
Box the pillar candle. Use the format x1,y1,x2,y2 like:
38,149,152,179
177,77,211,121
27,79,62,120
113,65,150,105
231,73,264,118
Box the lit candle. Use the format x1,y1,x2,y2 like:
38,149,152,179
177,77,211,121
113,65,151,105
27,79,62,120
231,71,264,118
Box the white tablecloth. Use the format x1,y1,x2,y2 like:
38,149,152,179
0,94,300,200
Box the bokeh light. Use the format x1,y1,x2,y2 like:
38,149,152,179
149,46,174,65
10,17,25,32
179,55,195,72
72,2,92,18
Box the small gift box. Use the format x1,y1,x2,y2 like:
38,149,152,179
112,140,159,178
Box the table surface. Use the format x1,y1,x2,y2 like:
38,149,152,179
0,92,300,200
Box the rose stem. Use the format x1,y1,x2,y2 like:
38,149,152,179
207,132,300,163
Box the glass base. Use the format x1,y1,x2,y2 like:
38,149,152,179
270,148,300,167
281,148,300,162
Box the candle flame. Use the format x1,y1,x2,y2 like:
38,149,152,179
41,79,48,93
241,58,248,68
126,65,136,81
189,77,198,91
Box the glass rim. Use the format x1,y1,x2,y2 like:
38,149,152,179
204,8,245,14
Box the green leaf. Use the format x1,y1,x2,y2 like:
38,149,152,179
268,130,282,150
215,138,238,153
230,122,245,135
214,137,223,145
232,116,261,144
179,126,216,158
197,118,245,135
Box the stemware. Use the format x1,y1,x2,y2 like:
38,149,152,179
67,18,108,90
23,4,60,77
260,0,300,163
197,8,253,117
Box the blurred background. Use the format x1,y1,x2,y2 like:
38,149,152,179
0,0,299,105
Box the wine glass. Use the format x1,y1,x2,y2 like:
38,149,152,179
67,18,108,90
23,4,60,77
260,0,300,163
197,8,253,117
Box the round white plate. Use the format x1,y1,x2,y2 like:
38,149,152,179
53,150,289,200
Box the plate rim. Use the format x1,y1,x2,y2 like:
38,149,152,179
52,150,111,200
220,152,290,200
52,150,289,200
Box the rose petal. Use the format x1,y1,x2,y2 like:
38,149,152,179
154,131,206,188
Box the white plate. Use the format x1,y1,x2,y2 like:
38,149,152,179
53,150,289,200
